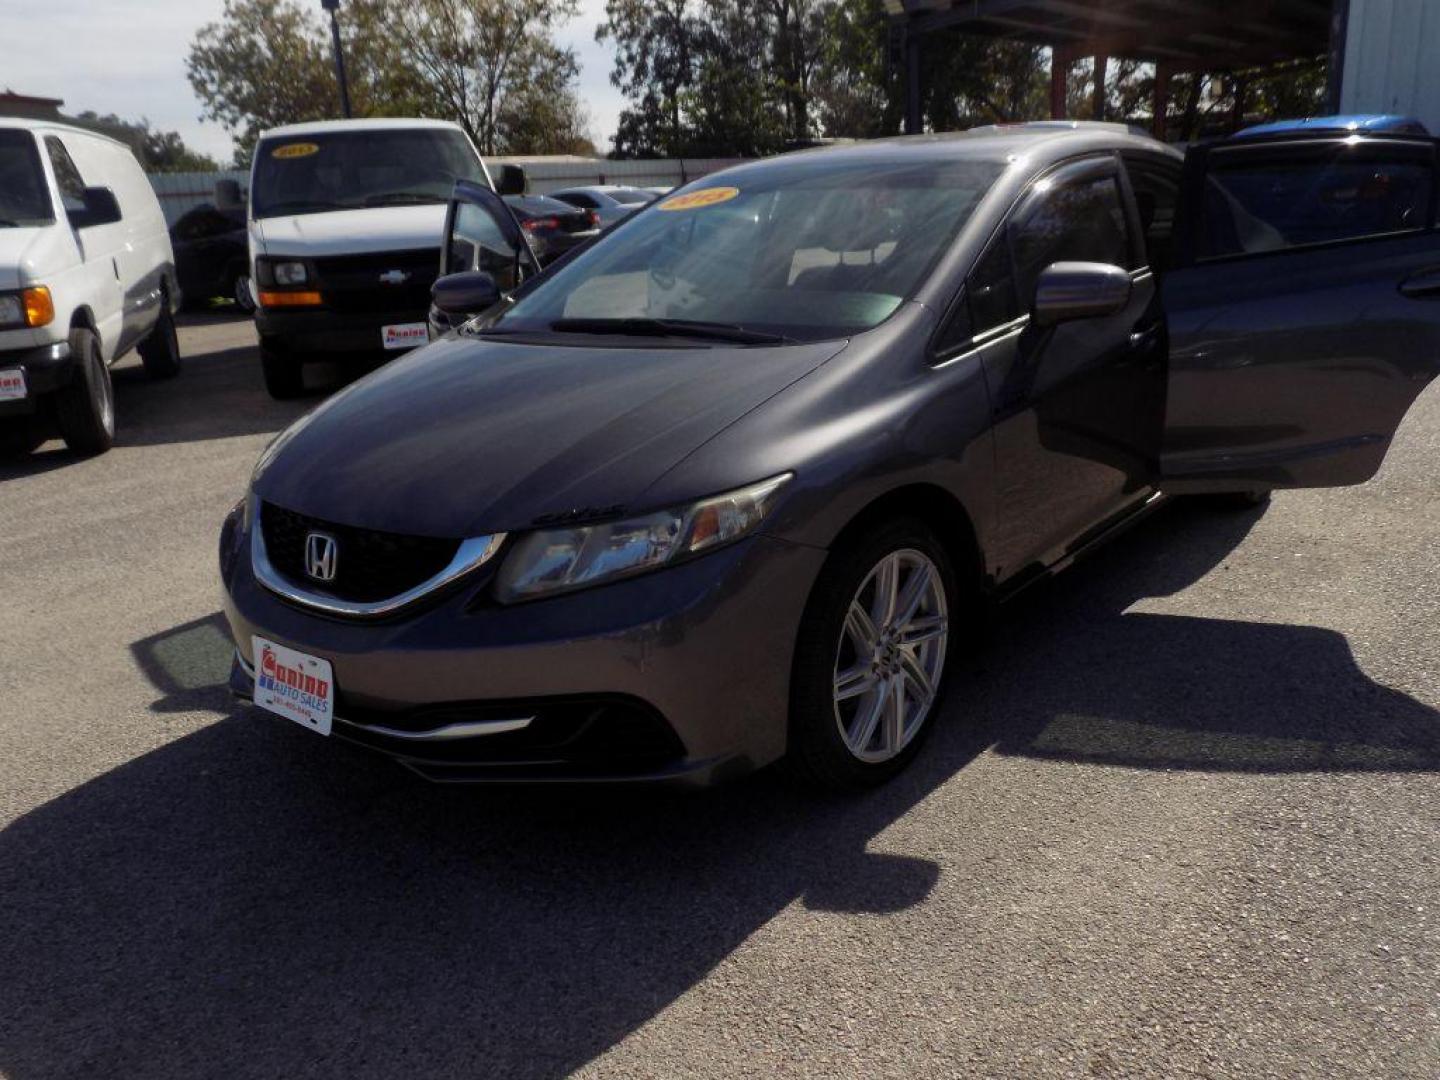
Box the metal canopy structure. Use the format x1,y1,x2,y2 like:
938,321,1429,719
885,0,1348,138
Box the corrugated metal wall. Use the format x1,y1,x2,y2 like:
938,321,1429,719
146,159,749,227
1340,0,1440,133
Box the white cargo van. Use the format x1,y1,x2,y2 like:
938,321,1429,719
0,119,182,456
246,118,522,398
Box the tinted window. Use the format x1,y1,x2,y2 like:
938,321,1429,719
488,157,1004,342
0,130,53,225
1198,144,1433,259
448,201,523,290
44,136,87,213
966,238,1019,336
1010,175,1130,305
555,192,597,209
609,188,656,204
251,129,484,218
1123,157,1181,270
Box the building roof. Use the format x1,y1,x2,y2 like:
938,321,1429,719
0,90,64,107
885,0,1334,71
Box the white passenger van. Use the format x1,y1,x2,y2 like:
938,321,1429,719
0,119,182,456
246,118,523,399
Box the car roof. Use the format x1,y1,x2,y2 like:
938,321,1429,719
1236,114,1430,138
257,117,468,140
0,117,130,149
705,122,1178,186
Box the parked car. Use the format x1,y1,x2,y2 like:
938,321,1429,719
0,119,182,457
550,184,656,225
503,194,601,262
171,201,252,312
246,118,522,399
220,123,1440,790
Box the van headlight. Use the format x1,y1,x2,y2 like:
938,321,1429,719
494,474,791,602
273,261,308,285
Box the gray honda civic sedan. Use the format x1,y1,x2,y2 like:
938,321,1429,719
220,122,1440,789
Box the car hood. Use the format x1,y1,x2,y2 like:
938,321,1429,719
251,204,447,257
253,332,848,538
0,227,56,290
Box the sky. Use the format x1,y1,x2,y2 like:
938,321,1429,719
4,0,626,165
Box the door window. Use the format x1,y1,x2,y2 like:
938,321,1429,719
449,200,523,290
1196,143,1434,259
1123,157,1182,270
44,137,87,213
1010,175,1131,307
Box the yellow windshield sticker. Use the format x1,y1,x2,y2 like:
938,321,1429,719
657,186,740,211
271,142,320,160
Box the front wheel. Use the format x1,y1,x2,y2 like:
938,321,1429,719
54,327,115,455
261,339,304,399
787,519,959,791
232,272,255,314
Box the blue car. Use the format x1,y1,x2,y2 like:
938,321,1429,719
1236,114,1429,138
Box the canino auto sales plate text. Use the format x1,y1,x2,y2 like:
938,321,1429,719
252,636,334,735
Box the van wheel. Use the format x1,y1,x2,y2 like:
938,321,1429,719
232,270,256,313
55,327,115,455
261,340,304,399
138,303,182,378
786,518,959,791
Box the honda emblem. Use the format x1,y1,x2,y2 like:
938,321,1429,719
304,531,339,583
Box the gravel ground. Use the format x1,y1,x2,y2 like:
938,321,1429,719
0,313,1437,1079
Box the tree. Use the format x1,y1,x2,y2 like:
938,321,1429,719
71,112,221,172
598,0,701,156
810,0,895,138
390,0,590,156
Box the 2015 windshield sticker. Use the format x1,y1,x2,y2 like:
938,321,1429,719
658,186,740,211
271,142,320,160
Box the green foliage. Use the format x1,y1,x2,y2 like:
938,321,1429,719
70,112,221,173
187,0,594,163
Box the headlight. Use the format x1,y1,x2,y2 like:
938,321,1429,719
0,295,21,327
494,474,791,602
274,261,308,285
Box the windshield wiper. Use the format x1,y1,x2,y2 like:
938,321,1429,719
365,191,446,206
549,317,794,345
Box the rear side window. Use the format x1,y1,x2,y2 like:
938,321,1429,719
45,136,87,213
1010,175,1131,306
556,192,597,209
1198,143,1435,259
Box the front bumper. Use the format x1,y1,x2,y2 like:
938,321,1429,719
222,527,827,784
255,307,428,356
0,341,73,418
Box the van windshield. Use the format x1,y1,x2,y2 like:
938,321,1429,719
251,129,485,219
0,131,55,227
489,156,1004,342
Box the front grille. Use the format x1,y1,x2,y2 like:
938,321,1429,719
260,502,460,604
311,247,440,317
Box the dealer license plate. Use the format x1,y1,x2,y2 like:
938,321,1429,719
0,369,26,402
381,322,428,350
251,636,334,736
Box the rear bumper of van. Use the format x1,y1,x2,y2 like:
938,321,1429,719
0,341,72,418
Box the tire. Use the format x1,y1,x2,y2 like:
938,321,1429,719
787,518,961,792
1202,490,1272,511
55,327,115,455
138,302,182,379
261,339,304,399
232,272,256,314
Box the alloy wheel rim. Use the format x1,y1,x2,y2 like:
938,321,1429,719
832,548,949,763
93,352,114,435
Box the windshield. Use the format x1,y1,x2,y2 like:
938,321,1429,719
251,129,485,218
489,156,1004,342
0,131,54,227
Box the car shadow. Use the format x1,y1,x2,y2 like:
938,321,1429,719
2,500,1436,1078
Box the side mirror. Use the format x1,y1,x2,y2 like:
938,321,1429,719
1032,261,1131,326
431,270,503,318
69,186,122,229
495,164,526,197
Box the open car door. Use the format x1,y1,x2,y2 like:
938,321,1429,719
429,179,542,335
1159,132,1440,492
